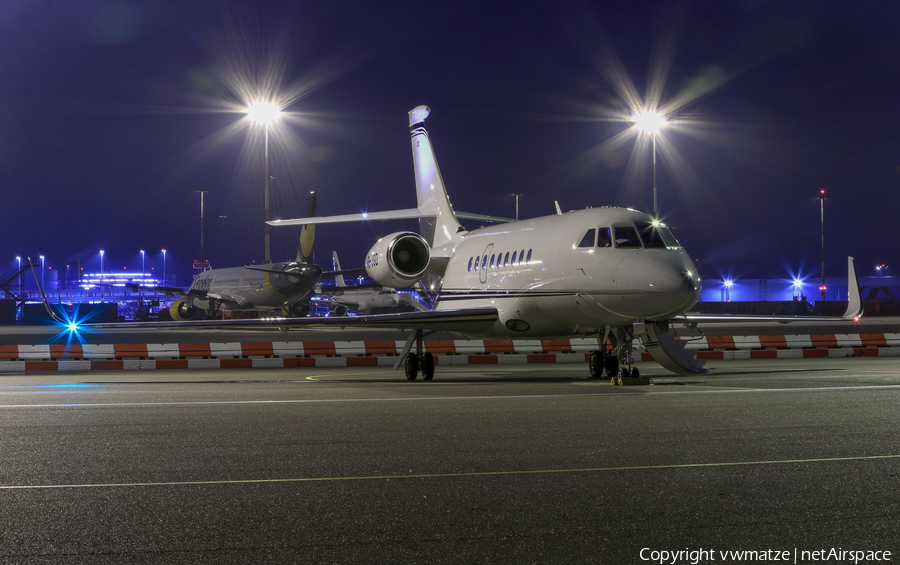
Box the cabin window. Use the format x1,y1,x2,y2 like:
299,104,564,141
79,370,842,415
597,227,611,248
577,228,596,248
520,250,525,263
511,251,518,265
467,257,473,272
504,252,510,266
482,255,488,270
490,254,496,268
614,226,642,248
475,256,480,271
526,249,533,263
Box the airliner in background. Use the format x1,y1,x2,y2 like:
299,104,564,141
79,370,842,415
116,105,863,381
320,251,429,316
155,192,323,320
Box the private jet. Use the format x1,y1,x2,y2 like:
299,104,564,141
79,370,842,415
265,106,862,380
110,106,861,381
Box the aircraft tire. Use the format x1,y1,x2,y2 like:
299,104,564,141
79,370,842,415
630,367,640,378
421,353,435,381
405,355,419,381
588,350,604,378
604,355,619,377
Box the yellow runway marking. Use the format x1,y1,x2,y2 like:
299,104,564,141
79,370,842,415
304,371,395,381
2,454,898,490
679,384,762,390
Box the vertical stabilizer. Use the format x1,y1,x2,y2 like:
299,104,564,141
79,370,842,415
332,251,346,287
408,106,463,248
296,191,317,263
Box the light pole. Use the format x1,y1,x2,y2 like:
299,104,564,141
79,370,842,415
140,250,145,283
511,192,524,221
195,189,209,272
162,249,166,285
631,111,667,218
817,188,827,301
40,255,45,289
247,101,282,264
100,250,104,303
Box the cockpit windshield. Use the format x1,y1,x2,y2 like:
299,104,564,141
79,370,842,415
636,221,681,249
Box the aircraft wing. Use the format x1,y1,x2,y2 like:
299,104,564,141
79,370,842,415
94,282,194,298
679,256,863,325
86,307,499,333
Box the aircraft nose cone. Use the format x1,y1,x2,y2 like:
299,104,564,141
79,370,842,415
617,251,700,307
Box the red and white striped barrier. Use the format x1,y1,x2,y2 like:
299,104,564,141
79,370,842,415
1,334,898,372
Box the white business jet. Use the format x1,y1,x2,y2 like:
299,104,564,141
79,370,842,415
265,106,862,380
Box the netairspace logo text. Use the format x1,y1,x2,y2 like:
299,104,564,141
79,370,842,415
640,547,892,565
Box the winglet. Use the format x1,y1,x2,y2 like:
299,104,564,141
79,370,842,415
332,251,346,287
842,256,863,320
296,191,317,263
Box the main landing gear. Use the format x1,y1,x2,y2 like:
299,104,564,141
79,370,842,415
588,325,640,384
402,330,434,381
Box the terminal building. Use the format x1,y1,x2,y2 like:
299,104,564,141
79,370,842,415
1,261,174,324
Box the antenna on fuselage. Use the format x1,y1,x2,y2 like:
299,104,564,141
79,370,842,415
555,201,562,215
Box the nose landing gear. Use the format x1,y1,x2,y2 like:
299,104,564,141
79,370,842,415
588,325,643,384
401,330,435,381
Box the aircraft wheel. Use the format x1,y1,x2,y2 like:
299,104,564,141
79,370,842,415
604,355,619,377
421,352,435,381
405,355,419,381
588,350,604,378
631,367,640,378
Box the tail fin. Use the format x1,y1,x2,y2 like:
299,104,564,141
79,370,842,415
332,251,346,287
296,191,317,263
409,106,463,248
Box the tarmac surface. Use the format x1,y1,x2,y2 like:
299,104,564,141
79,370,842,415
1,356,898,563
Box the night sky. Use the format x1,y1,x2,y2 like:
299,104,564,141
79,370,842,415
3,0,899,287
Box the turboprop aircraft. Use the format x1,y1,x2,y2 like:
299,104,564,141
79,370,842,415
108,105,862,381
162,191,323,320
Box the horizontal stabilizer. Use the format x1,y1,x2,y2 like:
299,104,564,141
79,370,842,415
269,209,512,227
269,208,424,227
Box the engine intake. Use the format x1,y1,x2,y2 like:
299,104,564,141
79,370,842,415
365,232,430,288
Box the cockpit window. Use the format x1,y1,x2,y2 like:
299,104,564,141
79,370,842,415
597,227,611,248
636,221,681,249
577,228,595,248
614,226,642,248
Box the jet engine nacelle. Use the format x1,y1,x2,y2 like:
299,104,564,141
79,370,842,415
365,231,430,289
170,298,196,322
